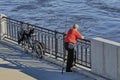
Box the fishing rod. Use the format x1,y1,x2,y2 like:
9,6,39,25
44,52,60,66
83,35,120,42
87,35,120,39
102,35,120,39
61,16,68,74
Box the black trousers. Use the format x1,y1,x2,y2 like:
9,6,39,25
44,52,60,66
64,42,74,72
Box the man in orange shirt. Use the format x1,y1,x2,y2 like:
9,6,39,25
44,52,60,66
64,24,84,72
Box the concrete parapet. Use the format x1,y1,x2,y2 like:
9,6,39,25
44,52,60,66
91,37,120,80
0,14,7,40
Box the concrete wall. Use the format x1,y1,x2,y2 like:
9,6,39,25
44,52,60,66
0,14,7,40
91,37,120,80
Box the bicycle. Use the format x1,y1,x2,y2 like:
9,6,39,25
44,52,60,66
18,24,45,58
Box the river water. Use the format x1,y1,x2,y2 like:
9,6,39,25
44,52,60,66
0,0,120,42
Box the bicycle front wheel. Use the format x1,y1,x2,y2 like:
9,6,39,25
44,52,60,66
34,41,43,58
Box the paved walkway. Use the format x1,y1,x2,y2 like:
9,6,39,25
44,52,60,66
0,40,94,80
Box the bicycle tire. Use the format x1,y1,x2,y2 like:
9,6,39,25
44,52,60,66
34,41,44,58
24,38,29,53
18,31,24,44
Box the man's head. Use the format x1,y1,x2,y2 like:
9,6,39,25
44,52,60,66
73,24,79,30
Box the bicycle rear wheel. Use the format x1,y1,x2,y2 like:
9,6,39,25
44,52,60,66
34,41,44,58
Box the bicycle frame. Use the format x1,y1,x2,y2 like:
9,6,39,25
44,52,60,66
18,24,44,58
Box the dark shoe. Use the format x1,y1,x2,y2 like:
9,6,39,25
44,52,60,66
66,70,72,72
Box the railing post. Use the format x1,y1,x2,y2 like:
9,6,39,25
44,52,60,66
55,30,58,58
0,14,7,40
63,33,66,60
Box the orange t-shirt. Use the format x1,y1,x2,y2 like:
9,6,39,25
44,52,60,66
64,29,83,44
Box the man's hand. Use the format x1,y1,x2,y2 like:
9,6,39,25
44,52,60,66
82,36,84,39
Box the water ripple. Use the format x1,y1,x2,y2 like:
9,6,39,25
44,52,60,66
12,5,38,11
0,0,120,42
